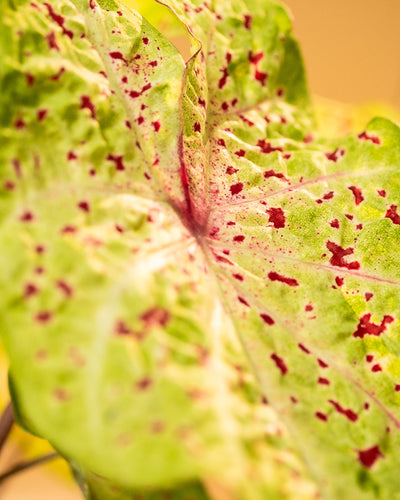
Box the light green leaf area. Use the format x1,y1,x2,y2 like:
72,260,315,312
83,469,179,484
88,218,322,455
1,0,400,500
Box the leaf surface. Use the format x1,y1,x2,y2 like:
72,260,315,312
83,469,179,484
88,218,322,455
1,0,400,499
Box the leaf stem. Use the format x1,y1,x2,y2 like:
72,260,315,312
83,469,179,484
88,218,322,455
0,402,14,454
0,452,60,483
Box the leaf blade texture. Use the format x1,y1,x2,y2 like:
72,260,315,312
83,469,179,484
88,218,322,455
1,0,400,499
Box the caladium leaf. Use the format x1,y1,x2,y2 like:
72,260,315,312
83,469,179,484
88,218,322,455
1,0,400,499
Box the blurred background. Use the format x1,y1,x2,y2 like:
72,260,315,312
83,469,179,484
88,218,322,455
287,0,400,108
1,0,399,498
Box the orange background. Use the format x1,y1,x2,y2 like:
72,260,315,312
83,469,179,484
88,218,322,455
286,0,400,107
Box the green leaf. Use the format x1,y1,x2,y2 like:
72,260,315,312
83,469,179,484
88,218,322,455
1,0,400,499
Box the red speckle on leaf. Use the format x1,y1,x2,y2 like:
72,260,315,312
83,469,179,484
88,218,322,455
372,364,382,372
125,120,131,128
150,421,165,434
255,69,268,86
142,37,149,44
67,151,77,161
243,14,252,29
226,166,239,175
335,276,344,287
221,101,229,111
326,241,360,270
141,308,170,328
260,313,275,325
215,254,234,265
80,96,95,118
24,283,38,299
233,273,244,281
218,66,229,89
26,73,35,86
377,189,386,197
61,225,77,234
37,109,48,121
318,377,330,385
35,311,52,323
365,292,373,302
353,313,394,338
395,384,400,392
3,180,15,190
328,400,358,422
325,148,345,162
298,343,311,354
14,118,26,130
277,88,284,97
217,138,226,147
268,271,298,287
46,31,59,51
208,226,220,239
366,354,374,363
238,296,250,307
13,159,22,178
271,354,288,375
230,182,243,195
136,377,152,391
358,131,381,145
35,349,47,361
20,211,34,222
53,388,69,401
115,321,132,336
198,98,206,107
348,186,364,205
77,201,90,213
305,303,313,311
248,51,263,65
89,0,96,9
257,139,283,154
303,133,313,143
315,412,328,422
318,359,328,368
56,280,73,298
264,170,287,181
233,235,245,242
51,67,65,81
149,60,158,67
152,121,161,132
358,446,383,468
267,207,286,229
235,150,246,157
316,191,334,204
194,122,201,133
44,3,73,38
330,219,340,228
385,205,400,225
129,83,151,99
110,51,127,64
107,154,125,171
239,114,255,126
